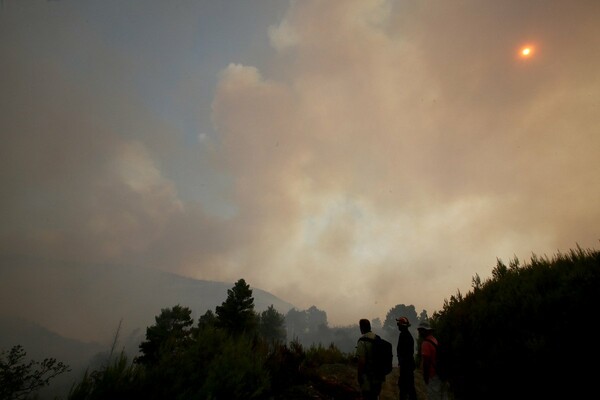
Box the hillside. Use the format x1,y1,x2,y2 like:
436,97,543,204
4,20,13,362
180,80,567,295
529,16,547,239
0,316,106,400
0,254,295,345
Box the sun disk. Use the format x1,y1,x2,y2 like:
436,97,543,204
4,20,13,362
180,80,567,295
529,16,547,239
519,45,534,58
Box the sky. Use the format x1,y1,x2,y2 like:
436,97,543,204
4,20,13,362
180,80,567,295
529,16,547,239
1,0,599,328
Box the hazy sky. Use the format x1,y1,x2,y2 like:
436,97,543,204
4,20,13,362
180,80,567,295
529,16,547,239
1,0,599,327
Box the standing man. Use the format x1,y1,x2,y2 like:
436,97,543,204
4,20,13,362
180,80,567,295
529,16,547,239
356,318,384,400
396,317,417,400
418,320,447,400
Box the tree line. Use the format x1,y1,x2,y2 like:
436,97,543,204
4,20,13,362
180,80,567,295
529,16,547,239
2,245,599,399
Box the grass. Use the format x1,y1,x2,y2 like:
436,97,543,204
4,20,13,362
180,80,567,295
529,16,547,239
380,367,428,400
310,363,430,400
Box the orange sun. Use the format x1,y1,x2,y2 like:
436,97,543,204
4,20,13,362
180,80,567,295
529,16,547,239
519,45,534,58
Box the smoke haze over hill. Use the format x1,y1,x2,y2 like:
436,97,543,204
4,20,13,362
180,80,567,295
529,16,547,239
1,0,599,327
0,255,294,344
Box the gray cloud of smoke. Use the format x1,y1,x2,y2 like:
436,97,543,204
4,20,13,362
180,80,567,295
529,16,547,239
1,0,599,327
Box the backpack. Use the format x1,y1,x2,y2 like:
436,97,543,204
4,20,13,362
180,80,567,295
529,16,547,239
358,335,393,377
424,338,448,381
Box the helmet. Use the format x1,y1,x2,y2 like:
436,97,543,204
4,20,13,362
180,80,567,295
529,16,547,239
418,320,432,331
396,317,410,327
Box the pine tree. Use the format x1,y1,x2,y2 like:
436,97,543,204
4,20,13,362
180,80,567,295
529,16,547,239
258,305,286,343
215,278,257,335
136,304,194,365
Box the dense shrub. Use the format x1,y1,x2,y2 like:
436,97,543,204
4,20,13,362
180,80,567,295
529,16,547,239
431,246,600,399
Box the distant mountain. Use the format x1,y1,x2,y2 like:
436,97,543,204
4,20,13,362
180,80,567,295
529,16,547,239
0,315,104,362
0,254,296,345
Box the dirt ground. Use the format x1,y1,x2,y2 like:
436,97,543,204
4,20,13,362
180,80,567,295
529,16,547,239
313,363,429,400
379,366,428,400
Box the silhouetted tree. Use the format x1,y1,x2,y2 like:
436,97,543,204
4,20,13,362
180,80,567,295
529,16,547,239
197,309,218,330
136,304,194,365
306,305,327,332
284,306,334,347
215,278,257,335
258,305,286,343
418,309,428,323
67,279,362,400
0,345,70,400
285,308,308,339
371,317,383,332
384,304,418,330
331,324,360,353
382,304,418,345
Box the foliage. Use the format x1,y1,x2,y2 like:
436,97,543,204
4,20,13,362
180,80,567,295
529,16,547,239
197,309,217,330
215,278,257,335
383,304,418,333
64,247,600,399
284,305,334,350
136,304,194,366
257,305,286,344
0,344,70,400
65,276,367,399
264,340,357,399
329,325,361,354
431,245,600,399
285,307,309,337
263,340,306,394
199,335,270,399
68,279,358,399
382,304,419,348
305,306,328,333
303,342,350,368
67,327,355,400
67,351,140,400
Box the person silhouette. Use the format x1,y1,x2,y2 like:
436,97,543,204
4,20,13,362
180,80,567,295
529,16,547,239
396,317,417,400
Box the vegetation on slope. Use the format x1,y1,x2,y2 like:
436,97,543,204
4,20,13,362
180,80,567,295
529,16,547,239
430,245,600,399
3,246,598,399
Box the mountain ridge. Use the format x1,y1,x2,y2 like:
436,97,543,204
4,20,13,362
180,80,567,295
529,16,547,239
0,254,296,344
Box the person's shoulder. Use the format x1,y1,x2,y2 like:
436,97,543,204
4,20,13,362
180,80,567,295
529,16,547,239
426,335,438,345
421,336,438,350
357,331,377,343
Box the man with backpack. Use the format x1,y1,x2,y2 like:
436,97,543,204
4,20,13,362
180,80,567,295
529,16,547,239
396,317,417,400
356,318,385,400
418,320,448,400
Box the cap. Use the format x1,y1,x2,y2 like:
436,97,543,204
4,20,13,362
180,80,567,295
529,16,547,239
418,320,432,331
396,317,410,327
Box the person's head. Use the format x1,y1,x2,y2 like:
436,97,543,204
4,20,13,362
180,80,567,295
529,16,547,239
359,318,372,334
396,316,410,331
417,320,433,337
